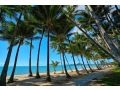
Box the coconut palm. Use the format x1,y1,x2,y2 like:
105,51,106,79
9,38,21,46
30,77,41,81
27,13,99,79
35,29,45,78
51,60,60,74
66,40,81,75
64,5,119,65
8,18,37,82
50,20,74,79
32,5,69,81
64,55,73,72
0,7,23,85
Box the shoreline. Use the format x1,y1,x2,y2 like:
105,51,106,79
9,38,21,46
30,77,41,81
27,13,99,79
6,67,113,86
7,67,97,78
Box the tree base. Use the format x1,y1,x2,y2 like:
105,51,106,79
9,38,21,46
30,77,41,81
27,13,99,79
76,70,81,75
91,70,95,72
66,75,72,80
28,74,33,77
7,79,14,83
35,74,41,79
46,76,51,82
0,81,6,86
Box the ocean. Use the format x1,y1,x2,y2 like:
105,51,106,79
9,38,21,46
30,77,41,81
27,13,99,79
0,64,96,76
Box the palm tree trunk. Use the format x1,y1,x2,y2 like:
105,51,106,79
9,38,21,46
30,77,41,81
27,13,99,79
105,59,111,67
36,30,44,78
46,29,51,82
80,55,89,73
28,38,33,77
8,38,23,83
0,12,22,86
115,5,120,14
0,39,14,86
77,56,85,71
60,53,64,73
72,54,80,75
67,15,120,64
96,61,102,69
86,59,94,72
62,50,71,79
87,5,120,63
64,54,73,72
54,67,56,74
93,60,101,70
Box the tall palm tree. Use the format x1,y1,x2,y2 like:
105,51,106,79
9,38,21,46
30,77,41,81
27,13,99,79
32,5,67,81
28,38,33,77
0,8,22,85
86,5,120,63
86,59,94,72
65,6,119,64
36,29,45,78
8,38,23,83
66,41,81,75
81,55,89,73
60,53,64,73
64,54,73,72
8,18,37,82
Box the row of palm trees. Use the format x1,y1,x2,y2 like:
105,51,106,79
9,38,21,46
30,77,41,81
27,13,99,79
0,5,119,86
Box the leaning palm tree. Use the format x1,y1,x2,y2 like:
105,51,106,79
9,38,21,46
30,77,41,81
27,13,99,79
0,5,32,86
7,39,23,83
64,54,73,72
0,21,18,85
0,7,23,85
64,6,119,65
35,29,45,78
66,42,81,75
51,60,60,74
8,19,37,83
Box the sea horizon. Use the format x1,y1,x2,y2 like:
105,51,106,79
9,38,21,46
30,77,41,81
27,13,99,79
0,64,96,76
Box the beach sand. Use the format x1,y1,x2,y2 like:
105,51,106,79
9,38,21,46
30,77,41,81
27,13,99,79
7,67,112,86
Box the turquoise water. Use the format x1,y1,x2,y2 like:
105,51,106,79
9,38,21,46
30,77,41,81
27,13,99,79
0,64,96,76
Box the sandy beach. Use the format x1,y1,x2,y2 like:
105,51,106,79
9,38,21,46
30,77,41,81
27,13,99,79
6,67,111,86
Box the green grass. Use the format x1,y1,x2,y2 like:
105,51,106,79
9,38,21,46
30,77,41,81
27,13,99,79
96,68,120,86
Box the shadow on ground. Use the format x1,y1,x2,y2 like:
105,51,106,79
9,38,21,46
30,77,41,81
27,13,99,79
89,68,120,86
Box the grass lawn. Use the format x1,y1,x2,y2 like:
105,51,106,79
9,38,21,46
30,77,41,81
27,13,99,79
95,68,120,86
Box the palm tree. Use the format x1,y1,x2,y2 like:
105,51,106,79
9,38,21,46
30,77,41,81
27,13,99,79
51,60,60,74
28,38,33,77
81,55,89,73
86,5,120,64
65,6,119,64
66,41,81,75
7,38,23,83
61,45,71,79
36,29,45,78
77,57,86,71
85,59,93,72
64,54,73,72
8,17,37,82
32,5,67,81
60,53,64,73
0,8,22,85
50,36,72,79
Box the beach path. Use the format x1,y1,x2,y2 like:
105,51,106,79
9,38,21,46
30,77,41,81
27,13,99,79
75,67,113,86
